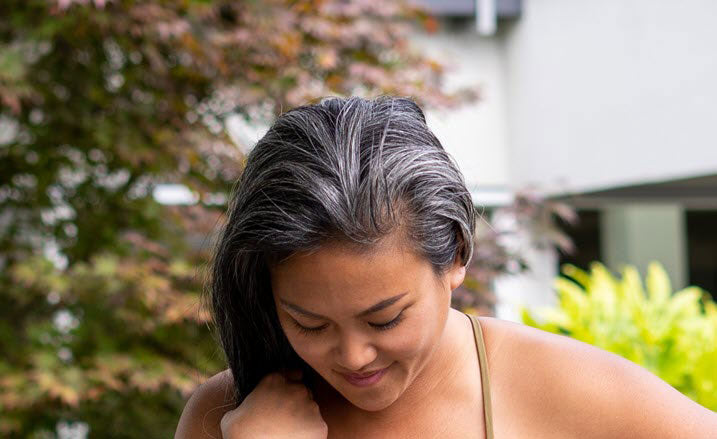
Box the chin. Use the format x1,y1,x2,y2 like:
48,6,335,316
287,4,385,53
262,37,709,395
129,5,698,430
342,387,400,412
329,372,405,412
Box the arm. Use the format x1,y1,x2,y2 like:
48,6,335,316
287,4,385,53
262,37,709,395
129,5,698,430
174,369,236,439
174,369,327,439
594,352,717,438
485,318,717,438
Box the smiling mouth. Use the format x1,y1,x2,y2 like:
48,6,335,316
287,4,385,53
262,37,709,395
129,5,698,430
337,364,391,387
347,370,382,378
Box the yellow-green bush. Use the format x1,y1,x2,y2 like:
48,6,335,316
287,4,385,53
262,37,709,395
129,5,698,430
521,262,717,410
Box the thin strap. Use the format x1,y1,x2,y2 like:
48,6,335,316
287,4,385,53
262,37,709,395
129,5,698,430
468,314,494,439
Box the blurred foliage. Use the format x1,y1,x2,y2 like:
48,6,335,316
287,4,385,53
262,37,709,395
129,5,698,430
522,262,717,410
0,238,220,436
0,0,477,436
457,190,577,316
0,0,475,266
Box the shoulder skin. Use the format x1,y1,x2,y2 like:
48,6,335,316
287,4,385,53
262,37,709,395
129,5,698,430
175,369,235,439
479,316,717,438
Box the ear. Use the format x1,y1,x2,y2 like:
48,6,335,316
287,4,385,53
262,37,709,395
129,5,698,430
447,260,466,291
447,233,468,290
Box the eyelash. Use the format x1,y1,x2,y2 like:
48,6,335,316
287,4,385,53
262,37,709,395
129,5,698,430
292,311,405,335
371,311,405,331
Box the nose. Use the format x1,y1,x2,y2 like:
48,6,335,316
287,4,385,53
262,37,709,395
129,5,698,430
333,330,378,372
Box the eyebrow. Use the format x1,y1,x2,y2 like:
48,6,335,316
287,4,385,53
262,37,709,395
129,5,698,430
279,292,408,320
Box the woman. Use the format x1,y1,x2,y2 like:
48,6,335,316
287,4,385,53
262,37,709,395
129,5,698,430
176,96,717,438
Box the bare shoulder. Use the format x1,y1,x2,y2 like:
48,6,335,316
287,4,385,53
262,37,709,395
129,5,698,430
174,369,236,439
477,316,717,439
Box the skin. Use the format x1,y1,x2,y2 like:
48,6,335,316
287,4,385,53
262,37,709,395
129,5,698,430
270,233,466,413
175,232,717,438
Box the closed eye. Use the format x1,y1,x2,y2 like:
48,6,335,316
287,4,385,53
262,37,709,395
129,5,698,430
368,310,405,331
290,308,408,336
291,319,328,335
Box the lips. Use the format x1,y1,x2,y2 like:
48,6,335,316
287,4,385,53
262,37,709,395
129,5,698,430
346,370,382,379
338,365,390,387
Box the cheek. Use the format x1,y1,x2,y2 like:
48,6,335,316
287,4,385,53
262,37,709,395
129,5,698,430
390,303,450,367
291,337,326,366
388,318,439,362
279,320,335,372
279,320,322,361
363,314,439,367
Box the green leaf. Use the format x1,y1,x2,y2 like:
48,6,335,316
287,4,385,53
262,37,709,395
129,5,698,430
522,261,717,411
646,261,671,304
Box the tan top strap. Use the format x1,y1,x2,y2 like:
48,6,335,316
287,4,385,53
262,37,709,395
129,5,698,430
468,314,494,439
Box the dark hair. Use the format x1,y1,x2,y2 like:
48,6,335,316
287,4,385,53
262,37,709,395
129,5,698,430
209,96,476,405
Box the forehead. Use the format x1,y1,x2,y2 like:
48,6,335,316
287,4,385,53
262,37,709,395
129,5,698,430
269,237,435,309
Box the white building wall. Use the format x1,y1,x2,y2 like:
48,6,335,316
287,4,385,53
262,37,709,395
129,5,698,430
412,28,511,193
413,1,717,320
505,0,717,194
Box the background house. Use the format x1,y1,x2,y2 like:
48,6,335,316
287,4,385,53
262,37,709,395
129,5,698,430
415,0,717,321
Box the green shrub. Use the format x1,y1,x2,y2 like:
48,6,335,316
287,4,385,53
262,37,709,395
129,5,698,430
521,262,717,410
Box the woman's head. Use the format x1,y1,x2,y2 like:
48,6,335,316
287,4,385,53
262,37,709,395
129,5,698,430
270,231,467,411
210,96,476,408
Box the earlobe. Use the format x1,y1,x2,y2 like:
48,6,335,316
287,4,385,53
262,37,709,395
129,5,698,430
449,264,466,291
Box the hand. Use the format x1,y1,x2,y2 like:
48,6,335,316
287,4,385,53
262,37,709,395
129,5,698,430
220,371,328,439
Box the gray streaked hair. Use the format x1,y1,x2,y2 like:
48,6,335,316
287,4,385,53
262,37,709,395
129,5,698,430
210,95,476,404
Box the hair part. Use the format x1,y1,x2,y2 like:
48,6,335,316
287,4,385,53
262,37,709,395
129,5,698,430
209,96,476,405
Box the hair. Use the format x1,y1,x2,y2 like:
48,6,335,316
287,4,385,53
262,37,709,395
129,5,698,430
209,96,476,405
